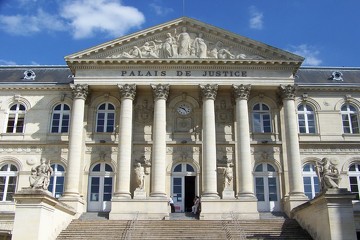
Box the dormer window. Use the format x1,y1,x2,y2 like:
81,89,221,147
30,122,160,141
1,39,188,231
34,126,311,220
331,71,343,81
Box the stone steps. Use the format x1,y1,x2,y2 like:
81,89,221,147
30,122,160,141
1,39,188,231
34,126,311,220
57,217,313,240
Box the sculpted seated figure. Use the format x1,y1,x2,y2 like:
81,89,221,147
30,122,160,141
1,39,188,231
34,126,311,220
316,157,340,191
29,158,53,190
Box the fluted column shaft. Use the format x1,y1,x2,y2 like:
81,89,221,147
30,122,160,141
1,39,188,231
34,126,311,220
63,84,88,197
114,84,136,199
280,85,305,196
200,84,219,199
150,84,169,198
233,84,255,198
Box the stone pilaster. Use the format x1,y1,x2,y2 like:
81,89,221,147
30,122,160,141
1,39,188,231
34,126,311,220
233,84,256,199
200,84,219,199
150,84,169,198
280,85,307,210
114,84,136,199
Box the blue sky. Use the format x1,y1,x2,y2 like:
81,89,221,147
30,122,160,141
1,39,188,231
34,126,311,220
0,0,359,67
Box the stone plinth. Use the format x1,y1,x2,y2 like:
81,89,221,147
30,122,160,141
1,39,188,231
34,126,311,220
200,199,259,220
133,190,147,199
110,199,169,220
292,188,357,240
222,190,235,199
12,188,76,240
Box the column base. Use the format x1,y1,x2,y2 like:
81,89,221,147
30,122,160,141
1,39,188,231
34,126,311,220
112,191,132,199
149,192,167,199
283,192,308,216
59,193,85,215
110,199,169,220
201,192,220,199
237,192,257,200
199,198,259,220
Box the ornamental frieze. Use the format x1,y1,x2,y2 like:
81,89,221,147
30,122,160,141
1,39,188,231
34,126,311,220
106,27,263,60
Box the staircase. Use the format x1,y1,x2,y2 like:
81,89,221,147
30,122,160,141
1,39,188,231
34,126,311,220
57,213,313,240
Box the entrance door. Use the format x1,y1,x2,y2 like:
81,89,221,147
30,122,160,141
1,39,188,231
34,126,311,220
254,163,280,212
88,163,113,212
171,163,197,212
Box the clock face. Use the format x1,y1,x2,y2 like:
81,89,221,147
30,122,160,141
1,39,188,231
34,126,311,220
176,103,192,115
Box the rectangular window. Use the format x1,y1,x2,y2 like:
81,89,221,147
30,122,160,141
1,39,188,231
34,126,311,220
350,176,359,200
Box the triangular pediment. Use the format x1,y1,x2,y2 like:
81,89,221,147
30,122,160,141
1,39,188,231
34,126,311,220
65,17,303,65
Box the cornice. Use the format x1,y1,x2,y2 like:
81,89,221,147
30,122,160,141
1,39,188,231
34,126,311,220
297,85,360,92
0,84,71,91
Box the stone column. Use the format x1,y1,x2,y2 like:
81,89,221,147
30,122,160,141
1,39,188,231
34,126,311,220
233,84,256,199
200,84,219,199
62,84,88,199
280,85,306,197
113,84,136,199
150,84,169,198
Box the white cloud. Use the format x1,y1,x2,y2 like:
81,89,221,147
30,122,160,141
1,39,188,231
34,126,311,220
150,1,173,16
0,59,17,65
289,44,322,66
0,9,66,35
249,6,263,30
0,0,145,39
60,0,145,39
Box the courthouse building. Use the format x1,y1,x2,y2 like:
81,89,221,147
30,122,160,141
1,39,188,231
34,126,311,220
0,17,359,239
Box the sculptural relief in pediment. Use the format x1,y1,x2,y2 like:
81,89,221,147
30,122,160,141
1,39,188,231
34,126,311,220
106,27,264,60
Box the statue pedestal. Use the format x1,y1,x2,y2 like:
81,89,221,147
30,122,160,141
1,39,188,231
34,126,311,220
133,189,147,199
12,188,76,240
222,189,235,199
292,188,357,240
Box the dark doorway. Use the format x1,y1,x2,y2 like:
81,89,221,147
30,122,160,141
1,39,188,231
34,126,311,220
185,176,196,212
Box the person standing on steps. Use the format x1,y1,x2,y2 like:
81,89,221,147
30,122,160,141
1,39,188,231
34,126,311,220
192,196,200,214
169,196,175,213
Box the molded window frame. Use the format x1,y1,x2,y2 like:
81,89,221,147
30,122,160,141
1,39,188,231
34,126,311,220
50,103,71,133
341,103,360,134
6,103,26,133
252,103,272,133
302,163,320,199
0,163,18,202
297,103,316,134
48,163,65,198
96,102,116,133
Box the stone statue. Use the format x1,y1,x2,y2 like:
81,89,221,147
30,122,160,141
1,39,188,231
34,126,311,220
29,158,53,190
134,162,145,190
160,33,178,58
223,163,233,189
192,33,207,58
139,41,158,58
177,27,191,56
316,157,340,191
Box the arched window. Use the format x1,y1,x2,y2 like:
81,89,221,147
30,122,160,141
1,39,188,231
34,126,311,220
349,163,360,200
252,103,271,133
298,104,316,134
341,104,359,134
302,163,319,199
6,103,26,133
50,103,70,133
48,164,65,198
0,163,18,201
96,103,115,133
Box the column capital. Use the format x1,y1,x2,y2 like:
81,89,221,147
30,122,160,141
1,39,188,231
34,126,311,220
70,84,88,100
199,84,218,100
151,84,169,100
233,84,251,100
118,84,136,100
280,84,297,100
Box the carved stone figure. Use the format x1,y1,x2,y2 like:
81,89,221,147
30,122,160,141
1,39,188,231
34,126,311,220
177,27,191,56
316,157,340,191
29,158,53,190
134,162,145,190
192,33,207,58
223,163,233,189
139,41,158,58
160,33,178,58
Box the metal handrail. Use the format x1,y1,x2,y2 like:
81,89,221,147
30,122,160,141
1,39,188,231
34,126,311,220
122,211,139,240
222,212,247,240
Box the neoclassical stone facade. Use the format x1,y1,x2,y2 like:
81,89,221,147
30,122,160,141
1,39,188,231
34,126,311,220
0,17,360,239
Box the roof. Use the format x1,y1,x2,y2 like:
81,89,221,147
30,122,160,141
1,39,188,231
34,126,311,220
0,65,73,84
296,67,360,86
